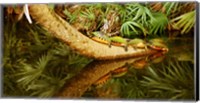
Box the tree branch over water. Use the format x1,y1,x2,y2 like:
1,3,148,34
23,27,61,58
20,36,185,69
29,4,156,60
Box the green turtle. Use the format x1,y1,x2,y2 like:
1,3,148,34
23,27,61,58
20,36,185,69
148,38,169,51
128,38,147,49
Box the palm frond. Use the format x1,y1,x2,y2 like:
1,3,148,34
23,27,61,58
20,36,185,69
125,3,155,27
80,9,95,21
162,2,179,16
150,12,169,35
63,9,78,23
170,11,195,34
120,21,147,37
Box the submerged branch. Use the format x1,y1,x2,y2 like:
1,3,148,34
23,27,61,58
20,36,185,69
29,4,156,60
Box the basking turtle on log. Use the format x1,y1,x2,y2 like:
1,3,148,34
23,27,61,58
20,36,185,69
28,4,167,60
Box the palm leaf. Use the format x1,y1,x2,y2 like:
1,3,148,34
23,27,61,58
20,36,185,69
170,11,195,34
150,12,169,35
162,2,179,16
120,21,146,37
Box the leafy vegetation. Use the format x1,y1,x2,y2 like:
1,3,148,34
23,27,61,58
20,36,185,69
149,12,168,35
120,21,147,37
140,60,194,100
3,16,92,97
3,2,195,99
170,11,195,34
53,2,195,38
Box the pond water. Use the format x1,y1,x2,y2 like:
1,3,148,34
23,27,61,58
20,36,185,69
82,37,194,100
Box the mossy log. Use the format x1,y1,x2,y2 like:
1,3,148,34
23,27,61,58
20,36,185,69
29,4,157,60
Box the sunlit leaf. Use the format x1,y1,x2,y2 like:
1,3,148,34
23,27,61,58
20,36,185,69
170,11,195,34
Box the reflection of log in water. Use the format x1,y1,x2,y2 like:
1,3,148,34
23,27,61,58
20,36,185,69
55,51,158,98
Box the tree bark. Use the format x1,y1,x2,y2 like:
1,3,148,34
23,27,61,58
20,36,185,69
29,4,157,60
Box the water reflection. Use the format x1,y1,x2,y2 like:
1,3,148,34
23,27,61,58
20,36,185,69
56,54,148,98
82,38,194,100
82,51,166,99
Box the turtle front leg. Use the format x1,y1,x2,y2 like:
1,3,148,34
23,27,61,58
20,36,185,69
123,44,128,52
108,41,112,48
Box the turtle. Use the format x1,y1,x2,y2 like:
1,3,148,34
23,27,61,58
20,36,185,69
147,38,169,51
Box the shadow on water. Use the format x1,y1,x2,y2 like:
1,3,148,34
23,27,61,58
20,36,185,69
80,37,194,100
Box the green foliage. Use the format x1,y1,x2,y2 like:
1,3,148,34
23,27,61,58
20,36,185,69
7,2,190,40
3,17,92,97
120,21,147,37
3,4,195,99
120,3,170,37
170,11,195,34
80,9,96,21
149,12,168,35
127,3,154,26
120,74,147,99
119,3,153,37
103,56,194,100
25,68,71,97
15,54,52,87
141,60,194,100
79,8,96,29
58,3,194,37
162,2,179,16
63,8,81,23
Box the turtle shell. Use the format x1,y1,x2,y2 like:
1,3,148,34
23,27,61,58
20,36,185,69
128,38,146,48
148,39,168,51
91,36,110,45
